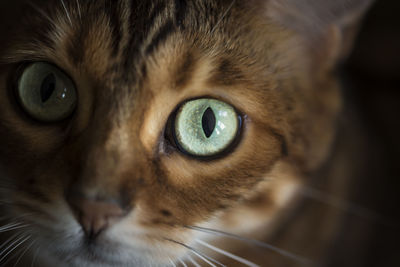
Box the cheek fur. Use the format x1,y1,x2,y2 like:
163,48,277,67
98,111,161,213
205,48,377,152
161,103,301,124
0,0,372,266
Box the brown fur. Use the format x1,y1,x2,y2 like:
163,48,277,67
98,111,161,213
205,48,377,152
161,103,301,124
0,0,372,266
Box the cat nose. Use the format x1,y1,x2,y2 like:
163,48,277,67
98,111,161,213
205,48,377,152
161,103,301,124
66,194,126,239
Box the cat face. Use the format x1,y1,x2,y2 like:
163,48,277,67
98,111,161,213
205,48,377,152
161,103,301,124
0,0,370,266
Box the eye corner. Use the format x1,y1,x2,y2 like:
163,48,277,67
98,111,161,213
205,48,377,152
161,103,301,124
162,108,180,154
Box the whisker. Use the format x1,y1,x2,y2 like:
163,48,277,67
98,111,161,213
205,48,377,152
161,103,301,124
169,258,177,267
186,254,201,267
211,0,236,34
0,213,35,226
178,258,188,267
2,237,33,267
13,239,36,267
26,2,55,25
0,236,30,262
30,246,41,267
164,238,226,267
300,186,397,228
0,222,23,232
0,234,25,258
0,233,20,251
0,224,29,233
187,226,313,266
191,252,218,267
60,0,73,26
75,0,82,20
0,235,30,264
196,239,260,267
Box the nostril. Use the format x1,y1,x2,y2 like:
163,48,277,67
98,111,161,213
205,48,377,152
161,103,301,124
66,193,126,239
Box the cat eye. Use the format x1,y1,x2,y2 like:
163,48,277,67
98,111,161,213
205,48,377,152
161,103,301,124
173,98,241,157
16,62,77,122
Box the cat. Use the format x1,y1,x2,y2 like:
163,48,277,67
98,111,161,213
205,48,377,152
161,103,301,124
0,0,373,266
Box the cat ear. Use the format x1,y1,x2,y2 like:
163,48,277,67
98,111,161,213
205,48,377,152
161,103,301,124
264,0,372,34
250,0,374,69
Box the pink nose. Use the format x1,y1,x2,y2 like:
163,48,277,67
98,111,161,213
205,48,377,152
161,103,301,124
66,195,125,239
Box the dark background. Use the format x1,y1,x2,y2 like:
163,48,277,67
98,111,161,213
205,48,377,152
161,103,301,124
340,0,400,266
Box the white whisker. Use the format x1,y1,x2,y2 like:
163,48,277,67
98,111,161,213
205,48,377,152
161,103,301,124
60,0,73,26
0,233,20,251
75,0,82,20
211,0,236,34
13,239,36,267
0,235,30,263
0,235,25,258
190,251,217,267
169,258,177,267
26,2,54,25
2,236,32,267
178,258,188,267
187,226,313,266
165,238,226,267
196,239,260,267
300,186,396,228
0,222,23,232
30,246,41,267
186,254,201,267
0,224,28,233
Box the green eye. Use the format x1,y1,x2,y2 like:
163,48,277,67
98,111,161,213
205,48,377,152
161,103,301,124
16,62,77,122
173,98,240,157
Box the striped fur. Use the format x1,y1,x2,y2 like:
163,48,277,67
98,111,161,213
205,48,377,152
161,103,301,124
0,0,371,266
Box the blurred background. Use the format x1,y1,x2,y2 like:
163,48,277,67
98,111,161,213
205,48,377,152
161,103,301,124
338,0,400,266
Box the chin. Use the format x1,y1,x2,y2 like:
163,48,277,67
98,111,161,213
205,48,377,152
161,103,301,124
10,210,179,267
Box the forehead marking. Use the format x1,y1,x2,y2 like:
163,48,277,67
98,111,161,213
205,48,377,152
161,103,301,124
105,1,124,57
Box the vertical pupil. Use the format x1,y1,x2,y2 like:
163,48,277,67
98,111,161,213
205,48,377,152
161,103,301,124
40,73,56,103
202,107,216,138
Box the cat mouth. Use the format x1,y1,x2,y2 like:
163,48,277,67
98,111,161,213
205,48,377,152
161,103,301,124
52,233,165,267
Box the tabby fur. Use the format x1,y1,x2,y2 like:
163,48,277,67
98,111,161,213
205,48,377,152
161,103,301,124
0,0,372,266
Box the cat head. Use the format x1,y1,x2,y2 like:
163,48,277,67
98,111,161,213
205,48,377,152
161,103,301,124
0,0,371,266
